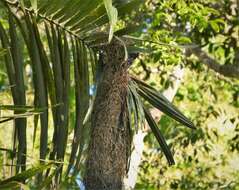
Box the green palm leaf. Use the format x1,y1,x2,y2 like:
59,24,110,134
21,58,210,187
131,76,196,129
144,107,175,165
0,0,190,187
127,80,175,165
0,163,54,186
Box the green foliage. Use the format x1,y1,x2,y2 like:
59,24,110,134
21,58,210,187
1,0,238,189
0,0,148,186
0,163,53,185
127,77,195,165
0,48,6,57
104,0,118,42
0,0,195,188
136,66,239,189
129,1,239,189
137,114,239,189
143,0,239,70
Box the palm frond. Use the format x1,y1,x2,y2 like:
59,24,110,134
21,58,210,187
127,81,145,132
127,77,195,165
104,0,118,42
24,13,49,163
1,0,133,178
144,107,175,165
67,39,90,175
0,12,28,173
2,0,143,42
131,76,196,129
0,163,54,186
127,80,175,165
0,0,186,186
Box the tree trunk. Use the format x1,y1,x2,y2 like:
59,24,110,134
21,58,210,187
84,40,129,190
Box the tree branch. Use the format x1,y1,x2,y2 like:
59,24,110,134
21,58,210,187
186,46,239,79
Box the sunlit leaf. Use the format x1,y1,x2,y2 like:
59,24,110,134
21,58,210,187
0,48,7,57
0,163,54,185
30,0,37,12
103,0,118,42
